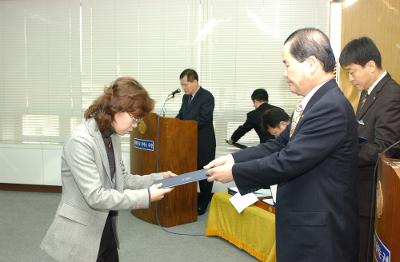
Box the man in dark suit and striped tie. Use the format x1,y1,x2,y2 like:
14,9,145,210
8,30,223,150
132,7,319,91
205,28,359,262
340,36,400,262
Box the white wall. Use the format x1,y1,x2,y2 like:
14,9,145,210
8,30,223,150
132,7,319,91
0,143,130,186
0,143,62,185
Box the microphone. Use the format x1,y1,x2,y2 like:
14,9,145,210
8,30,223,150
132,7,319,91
160,88,181,117
169,88,181,98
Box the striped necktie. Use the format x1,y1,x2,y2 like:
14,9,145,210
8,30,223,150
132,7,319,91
290,103,304,137
358,90,368,109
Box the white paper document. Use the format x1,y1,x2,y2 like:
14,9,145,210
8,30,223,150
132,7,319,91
228,186,238,193
228,187,271,198
270,184,277,204
229,192,258,213
262,198,275,206
254,188,272,198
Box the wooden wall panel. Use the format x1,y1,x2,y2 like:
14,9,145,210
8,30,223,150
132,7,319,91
339,0,400,109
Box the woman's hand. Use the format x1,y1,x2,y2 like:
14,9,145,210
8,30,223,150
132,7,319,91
149,183,174,202
162,171,177,179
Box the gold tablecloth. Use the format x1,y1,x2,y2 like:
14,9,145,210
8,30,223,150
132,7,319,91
205,192,276,262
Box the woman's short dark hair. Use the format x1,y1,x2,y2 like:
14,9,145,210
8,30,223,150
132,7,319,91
284,28,336,72
262,108,290,129
339,36,382,68
84,76,154,133
180,68,199,82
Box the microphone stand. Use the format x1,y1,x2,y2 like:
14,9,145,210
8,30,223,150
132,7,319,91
160,89,180,117
160,94,174,117
157,91,178,170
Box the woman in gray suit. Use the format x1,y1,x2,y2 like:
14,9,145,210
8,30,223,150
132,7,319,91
41,77,174,262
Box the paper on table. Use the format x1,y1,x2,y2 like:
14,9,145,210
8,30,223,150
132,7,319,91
229,192,258,213
253,188,272,198
228,186,239,193
270,184,277,204
228,187,271,198
262,198,275,206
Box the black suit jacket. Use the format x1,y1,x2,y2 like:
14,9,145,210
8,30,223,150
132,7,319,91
231,80,359,262
177,87,216,168
356,73,400,216
230,103,277,143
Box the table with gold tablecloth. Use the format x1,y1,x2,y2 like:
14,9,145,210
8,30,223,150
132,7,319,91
205,192,276,262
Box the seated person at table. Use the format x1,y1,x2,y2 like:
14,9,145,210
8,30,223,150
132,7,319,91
228,89,280,144
262,108,290,137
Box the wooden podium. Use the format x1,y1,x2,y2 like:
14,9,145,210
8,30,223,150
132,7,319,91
374,155,400,261
130,112,198,227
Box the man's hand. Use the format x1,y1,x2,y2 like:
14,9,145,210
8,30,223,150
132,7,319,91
204,154,234,169
149,183,174,202
162,171,177,179
204,154,235,183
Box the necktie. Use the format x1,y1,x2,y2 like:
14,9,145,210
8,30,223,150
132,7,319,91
358,90,368,110
290,103,304,137
102,134,115,182
188,95,193,105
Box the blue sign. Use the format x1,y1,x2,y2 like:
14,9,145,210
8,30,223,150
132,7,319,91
375,232,390,262
133,138,154,151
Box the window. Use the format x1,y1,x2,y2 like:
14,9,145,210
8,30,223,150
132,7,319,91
0,0,328,157
200,0,329,154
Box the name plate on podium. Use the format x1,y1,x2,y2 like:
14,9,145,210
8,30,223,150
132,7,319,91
133,138,154,151
375,232,391,262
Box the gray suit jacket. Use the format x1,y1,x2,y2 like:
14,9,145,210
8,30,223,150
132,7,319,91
41,118,163,262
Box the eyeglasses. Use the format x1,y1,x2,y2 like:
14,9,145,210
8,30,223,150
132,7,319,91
127,112,143,123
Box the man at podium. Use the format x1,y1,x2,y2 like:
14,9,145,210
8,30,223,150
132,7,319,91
177,68,216,215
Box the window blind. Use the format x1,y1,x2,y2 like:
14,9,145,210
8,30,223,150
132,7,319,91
0,0,328,158
199,0,329,155
80,0,199,141
0,0,81,144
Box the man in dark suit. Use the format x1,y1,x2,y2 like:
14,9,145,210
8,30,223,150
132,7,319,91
228,89,278,144
205,28,359,262
339,36,400,262
177,68,216,215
